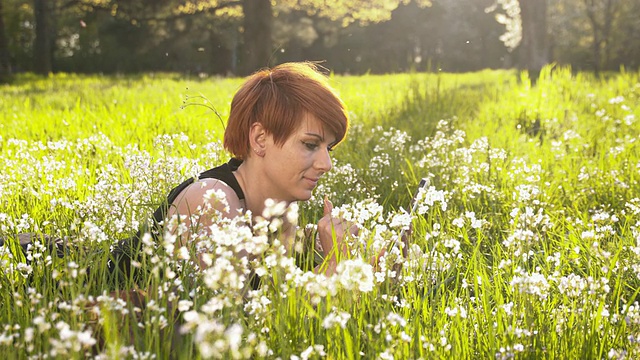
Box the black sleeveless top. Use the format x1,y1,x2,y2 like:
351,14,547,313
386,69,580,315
149,158,245,231
109,158,264,288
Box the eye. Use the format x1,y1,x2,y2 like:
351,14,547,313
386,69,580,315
302,141,319,150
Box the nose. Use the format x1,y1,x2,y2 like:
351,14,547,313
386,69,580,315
314,147,332,173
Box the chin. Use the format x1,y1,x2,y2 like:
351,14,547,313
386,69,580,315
296,191,313,202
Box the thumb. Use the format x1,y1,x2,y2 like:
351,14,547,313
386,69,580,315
323,195,333,217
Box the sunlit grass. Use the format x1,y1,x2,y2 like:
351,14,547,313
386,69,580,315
1,66,639,359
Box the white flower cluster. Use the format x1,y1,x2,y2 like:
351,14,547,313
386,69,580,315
510,271,550,300
414,186,448,215
334,258,375,292
51,322,96,353
556,273,588,298
322,308,352,329
180,316,257,359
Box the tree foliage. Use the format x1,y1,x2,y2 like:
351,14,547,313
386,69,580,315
0,0,638,77
491,0,640,73
0,0,11,82
174,0,432,24
563,0,640,71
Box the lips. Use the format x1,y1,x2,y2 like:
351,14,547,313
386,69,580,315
304,177,320,187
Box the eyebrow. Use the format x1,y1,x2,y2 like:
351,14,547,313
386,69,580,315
305,132,337,148
304,132,324,141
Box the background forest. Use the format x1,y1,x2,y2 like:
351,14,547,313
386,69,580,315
1,0,639,81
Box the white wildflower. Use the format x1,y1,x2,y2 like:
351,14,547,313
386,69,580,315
334,258,375,292
322,308,351,329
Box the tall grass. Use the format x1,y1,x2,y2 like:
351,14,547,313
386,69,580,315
1,66,639,359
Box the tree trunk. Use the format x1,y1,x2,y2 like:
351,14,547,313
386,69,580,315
581,0,621,74
0,0,11,82
241,0,272,75
601,0,619,70
518,0,549,83
583,0,601,74
33,0,52,74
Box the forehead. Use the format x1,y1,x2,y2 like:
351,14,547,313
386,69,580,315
295,113,336,142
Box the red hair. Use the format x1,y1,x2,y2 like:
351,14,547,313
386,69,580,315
224,62,348,160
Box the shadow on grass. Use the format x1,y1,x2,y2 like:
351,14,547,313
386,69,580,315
377,74,515,140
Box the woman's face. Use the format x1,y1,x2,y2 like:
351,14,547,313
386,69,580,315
262,113,336,202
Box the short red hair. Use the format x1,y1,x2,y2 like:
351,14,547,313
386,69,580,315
224,62,348,160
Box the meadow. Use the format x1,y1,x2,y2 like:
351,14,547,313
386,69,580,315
0,66,639,359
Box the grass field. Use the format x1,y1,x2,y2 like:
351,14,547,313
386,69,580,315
1,66,639,359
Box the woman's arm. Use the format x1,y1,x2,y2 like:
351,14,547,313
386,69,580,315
314,196,357,275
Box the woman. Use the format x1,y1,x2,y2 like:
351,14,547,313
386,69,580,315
2,62,357,291
126,62,356,282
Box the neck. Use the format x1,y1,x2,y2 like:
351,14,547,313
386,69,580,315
234,159,296,253
234,159,290,220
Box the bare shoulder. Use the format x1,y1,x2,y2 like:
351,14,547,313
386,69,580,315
171,178,244,219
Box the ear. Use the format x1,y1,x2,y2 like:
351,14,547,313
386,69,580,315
249,122,267,157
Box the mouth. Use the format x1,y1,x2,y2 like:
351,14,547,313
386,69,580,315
303,177,320,187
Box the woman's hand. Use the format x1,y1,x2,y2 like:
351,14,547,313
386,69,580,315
315,196,358,274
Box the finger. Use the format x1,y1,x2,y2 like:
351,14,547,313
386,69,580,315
304,225,316,239
371,248,386,268
348,223,359,236
323,195,333,217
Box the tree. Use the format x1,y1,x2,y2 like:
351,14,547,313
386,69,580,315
33,0,53,74
24,0,433,74
0,0,11,82
241,0,272,73
582,0,621,74
547,0,637,71
519,0,548,79
431,0,506,71
613,0,640,69
492,0,549,81
178,0,431,74
495,0,640,75
312,0,506,74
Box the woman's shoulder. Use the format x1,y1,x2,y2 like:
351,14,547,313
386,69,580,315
179,178,244,215
167,160,246,220
198,159,244,200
